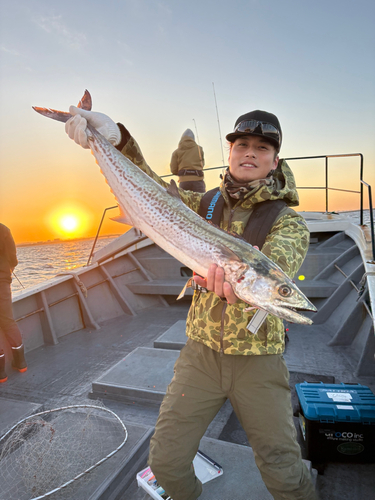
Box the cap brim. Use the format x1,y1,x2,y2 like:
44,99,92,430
225,131,279,149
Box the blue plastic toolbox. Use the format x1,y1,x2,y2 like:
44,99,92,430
296,382,375,463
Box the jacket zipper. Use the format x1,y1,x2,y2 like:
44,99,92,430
220,302,228,356
220,207,236,356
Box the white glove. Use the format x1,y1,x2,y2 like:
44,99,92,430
65,106,121,149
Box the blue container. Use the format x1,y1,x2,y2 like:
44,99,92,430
296,382,375,463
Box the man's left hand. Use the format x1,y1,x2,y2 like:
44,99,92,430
193,264,238,304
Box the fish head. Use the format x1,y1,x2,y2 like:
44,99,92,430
233,262,317,325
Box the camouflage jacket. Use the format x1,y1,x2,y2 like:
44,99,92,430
120,136,310,356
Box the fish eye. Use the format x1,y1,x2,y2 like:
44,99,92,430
278,285,292,297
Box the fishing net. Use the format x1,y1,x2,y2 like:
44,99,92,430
0,403,128,500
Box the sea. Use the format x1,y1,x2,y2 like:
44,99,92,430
11,237,117,293
11,210,375,294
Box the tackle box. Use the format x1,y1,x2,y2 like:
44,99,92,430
296,382,375,463
136,450,223,499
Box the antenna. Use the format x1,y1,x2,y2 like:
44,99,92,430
212,82,225,166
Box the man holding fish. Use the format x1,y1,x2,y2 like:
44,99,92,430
64,104,317,499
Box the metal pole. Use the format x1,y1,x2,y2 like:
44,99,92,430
368,184,375,261
87,206,118,266
360,154,364,225
325,156,329,212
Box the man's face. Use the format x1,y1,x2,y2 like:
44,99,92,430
228,135,279,182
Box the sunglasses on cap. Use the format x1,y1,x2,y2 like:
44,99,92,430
234,120,281,146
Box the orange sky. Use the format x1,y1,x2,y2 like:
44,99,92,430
1,2,374,245
1,137,371,245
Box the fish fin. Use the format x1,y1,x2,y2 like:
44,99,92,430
217,244,243,263
167,179,181,199
177,277,194,300
78,90,92,111
110,206,134,225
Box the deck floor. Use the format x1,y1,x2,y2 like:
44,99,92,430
1,303,375,499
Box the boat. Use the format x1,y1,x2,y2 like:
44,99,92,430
1,153,374,499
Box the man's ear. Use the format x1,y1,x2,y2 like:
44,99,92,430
273,155,279,169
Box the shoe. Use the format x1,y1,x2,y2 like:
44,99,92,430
0,352,8,382
12,344,27,373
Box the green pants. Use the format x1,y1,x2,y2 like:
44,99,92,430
149,339,317,500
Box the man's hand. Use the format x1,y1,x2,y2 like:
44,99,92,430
193,264,238,304
193,247,259,306
65,106,121,149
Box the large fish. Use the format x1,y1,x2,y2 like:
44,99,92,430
33,91,316,324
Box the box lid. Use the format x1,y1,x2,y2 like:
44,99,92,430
296,382,375,422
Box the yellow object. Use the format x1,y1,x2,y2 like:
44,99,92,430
298,275,305,281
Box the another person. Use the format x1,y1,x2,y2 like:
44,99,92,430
0,224,27,383
65,107,317,500
170,129,205,193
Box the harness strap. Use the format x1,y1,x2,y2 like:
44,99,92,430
178,169,204,177
243,200,287,249
198,187,223,223
198,188,287,250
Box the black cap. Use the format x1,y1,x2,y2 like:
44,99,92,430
226,110,282,149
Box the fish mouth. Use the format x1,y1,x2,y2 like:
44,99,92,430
266,301,317,325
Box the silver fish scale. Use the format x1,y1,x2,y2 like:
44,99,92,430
87,125,251,279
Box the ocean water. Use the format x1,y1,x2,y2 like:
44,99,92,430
12,237,116,293
11,209,374,294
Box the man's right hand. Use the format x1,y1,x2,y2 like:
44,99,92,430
65,106,121,149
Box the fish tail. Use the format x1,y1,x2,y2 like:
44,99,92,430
33,90,92,123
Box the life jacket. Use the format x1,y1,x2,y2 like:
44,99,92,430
198,187,287,250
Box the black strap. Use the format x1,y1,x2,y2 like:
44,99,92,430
242,199,287,249
198,188,286,250
178,169,204,177
198,187,224,224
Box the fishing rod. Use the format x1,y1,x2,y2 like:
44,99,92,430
212,82,225,166
192,118,204,169
13,271,25,289
192,118,201,146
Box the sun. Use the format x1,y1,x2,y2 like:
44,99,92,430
59,215,79,233
47,204,93,239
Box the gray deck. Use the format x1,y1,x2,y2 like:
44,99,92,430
91,347,179,404
2,228,375,499
153,319,187,350
1,304,375,499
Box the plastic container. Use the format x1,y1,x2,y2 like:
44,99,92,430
296,382,375,463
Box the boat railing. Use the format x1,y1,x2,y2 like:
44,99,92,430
88,153,375,264
87,206,117,266
360,179,375,261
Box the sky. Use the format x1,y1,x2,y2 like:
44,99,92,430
0,0,374,244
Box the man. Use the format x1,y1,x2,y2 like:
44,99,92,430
170,129,206,193
65,107,317,500
0,224,27,383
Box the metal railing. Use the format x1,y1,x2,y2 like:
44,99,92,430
88,153,374,262
87,206,118,266
361,179,375,261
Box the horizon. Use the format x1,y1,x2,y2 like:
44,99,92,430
1,0,374,245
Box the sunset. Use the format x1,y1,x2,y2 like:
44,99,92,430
46,203,94,239
0,0,374,245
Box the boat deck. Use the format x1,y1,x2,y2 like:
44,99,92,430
1,302,375,499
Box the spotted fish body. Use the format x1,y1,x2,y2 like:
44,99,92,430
33,91,316,324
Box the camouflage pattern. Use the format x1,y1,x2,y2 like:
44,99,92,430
121,137,310,356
